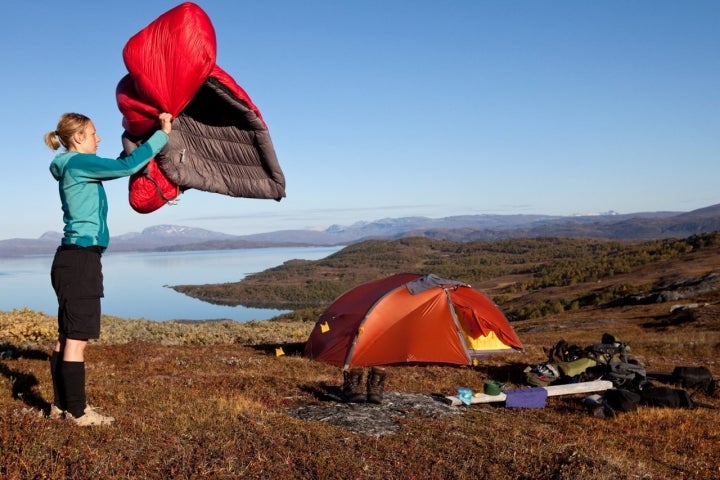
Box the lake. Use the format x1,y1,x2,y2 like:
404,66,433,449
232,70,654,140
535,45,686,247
0,246,342,322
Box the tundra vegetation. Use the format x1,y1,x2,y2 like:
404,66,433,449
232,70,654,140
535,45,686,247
1,233,719,479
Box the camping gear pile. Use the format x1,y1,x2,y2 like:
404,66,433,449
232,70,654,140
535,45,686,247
303,273,715,414
525,333,716,417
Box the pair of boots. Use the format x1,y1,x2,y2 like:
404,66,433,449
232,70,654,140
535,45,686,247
342,367,386,404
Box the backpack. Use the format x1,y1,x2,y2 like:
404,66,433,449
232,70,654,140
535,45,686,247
551,357,602,384
556,357,598,378
604,360,647,390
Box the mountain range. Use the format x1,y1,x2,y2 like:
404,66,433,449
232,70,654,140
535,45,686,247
3,203,720,257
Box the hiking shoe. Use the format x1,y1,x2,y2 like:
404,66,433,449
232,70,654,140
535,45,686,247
342,368,366,403
48,404,65,420
66,405,115,427
367,366,387,404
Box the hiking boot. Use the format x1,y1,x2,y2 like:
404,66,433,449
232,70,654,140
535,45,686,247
66,405,115,427
367,366,386,404
342,368,366,403
48,404,64,420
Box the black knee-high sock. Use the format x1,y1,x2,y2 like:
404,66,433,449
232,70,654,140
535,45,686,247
50,351,64,409
60,361,86,418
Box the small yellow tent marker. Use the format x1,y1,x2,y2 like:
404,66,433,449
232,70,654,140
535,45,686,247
275,347,285,357
320,321,330,333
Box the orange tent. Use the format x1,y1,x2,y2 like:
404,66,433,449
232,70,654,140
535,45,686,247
304,273,523,369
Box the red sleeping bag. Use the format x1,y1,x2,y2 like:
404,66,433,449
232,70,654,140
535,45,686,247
117,2,285,213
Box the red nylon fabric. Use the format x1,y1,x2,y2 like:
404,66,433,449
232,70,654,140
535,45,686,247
128,159,180,214
120,2,216,136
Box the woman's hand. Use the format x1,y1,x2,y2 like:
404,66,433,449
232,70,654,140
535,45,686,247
158,112,173,134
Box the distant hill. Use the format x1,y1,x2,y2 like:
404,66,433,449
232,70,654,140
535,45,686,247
109,225,276,251
2,204,720,257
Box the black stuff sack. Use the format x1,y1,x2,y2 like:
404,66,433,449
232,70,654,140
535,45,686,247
672,366,715,395
641,386,695,409
604,388,641,413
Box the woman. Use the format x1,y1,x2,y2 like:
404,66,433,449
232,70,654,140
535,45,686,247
44,112,172,426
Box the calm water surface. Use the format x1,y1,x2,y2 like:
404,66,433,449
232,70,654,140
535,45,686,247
0,246,341,322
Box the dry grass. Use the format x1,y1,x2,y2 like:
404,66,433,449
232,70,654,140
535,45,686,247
1,302,719,479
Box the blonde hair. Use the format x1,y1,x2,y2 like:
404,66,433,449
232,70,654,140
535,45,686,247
44,113,91,151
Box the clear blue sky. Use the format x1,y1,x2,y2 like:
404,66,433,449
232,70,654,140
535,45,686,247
2,1,718,240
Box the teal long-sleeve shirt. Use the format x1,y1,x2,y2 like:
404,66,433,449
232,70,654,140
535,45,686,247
49,130,169,249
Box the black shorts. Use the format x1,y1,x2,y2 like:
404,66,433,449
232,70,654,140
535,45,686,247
51,245,104,340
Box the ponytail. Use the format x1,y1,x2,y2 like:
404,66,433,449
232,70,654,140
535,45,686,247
44,131,61,150
45,113,91,151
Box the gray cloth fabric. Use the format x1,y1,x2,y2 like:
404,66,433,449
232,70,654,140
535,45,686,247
405,274,466,295
125,77,285,201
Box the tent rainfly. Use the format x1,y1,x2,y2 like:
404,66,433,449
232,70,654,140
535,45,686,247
304,273,523,369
